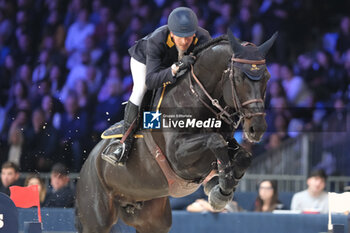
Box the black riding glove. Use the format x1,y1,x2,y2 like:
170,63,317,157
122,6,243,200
175,68,187,78
176,55,196,71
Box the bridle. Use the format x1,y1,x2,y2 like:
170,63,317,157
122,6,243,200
188,54,266,129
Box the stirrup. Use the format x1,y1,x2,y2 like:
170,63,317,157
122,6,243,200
101,140,127,166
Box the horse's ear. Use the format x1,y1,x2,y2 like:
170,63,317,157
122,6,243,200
227,28,244,55
258,31,278,57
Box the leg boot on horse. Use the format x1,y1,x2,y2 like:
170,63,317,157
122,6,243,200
205,137,252,210
227,137,252,188
102,101,139,166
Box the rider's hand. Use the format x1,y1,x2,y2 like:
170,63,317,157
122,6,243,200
175,68,187,78
176,55,196,71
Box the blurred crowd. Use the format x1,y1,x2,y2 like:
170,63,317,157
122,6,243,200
0,0,350,174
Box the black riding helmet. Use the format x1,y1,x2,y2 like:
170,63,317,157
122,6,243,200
168,7,198,37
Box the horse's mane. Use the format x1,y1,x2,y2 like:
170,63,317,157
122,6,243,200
192,35,228,56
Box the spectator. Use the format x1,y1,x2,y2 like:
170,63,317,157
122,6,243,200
24,173,47,205
0,9,14,43
13,33,35,65
22,108,59,172
335,16,350,63
93,77,123,135
63,0,83,28
30,78,52,110
291,169,328,213
85,65,102,96
32,49,51,83
280,64,312,107
40,34,66,67
6,80,29,120
74,79,96,113
41,94,63,124
254,180,284,212
97,67,121,102
48,65,65,98
43,163,74,208
60,50,90,101
264,133,283,151
16,64,33,88
7,117,24,166
93,6,111,46
55,91,89,171
6,109,30,167
0,161,21,196
64,8,95,54
0,54,17,105
42,10,66,50
232,6,255,42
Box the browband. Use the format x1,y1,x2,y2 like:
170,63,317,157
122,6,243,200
231,57,266,65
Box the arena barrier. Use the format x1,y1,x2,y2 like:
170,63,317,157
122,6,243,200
19,173,350,193
18,208,349,233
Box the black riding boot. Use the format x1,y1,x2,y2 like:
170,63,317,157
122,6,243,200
104,101,139,166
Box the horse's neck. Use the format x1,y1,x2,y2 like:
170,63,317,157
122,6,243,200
192,43,231,95
151,43,231,111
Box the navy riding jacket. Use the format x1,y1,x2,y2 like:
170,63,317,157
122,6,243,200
128,25,211,90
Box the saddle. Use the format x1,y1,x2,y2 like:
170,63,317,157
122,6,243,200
101,120,144,139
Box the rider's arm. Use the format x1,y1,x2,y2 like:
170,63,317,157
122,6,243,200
145,37,178,90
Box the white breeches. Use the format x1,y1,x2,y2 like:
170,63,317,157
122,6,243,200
129,57,147,106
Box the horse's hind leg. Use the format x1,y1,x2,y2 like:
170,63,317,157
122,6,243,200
120,197,172,233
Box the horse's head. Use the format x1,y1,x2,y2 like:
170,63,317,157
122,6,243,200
222,30,278,142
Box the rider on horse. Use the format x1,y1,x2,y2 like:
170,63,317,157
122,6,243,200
103,7,212,166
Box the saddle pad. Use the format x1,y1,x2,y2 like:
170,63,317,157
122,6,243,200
101,121,144,139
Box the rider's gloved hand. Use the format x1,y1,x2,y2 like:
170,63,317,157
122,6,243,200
175,68,187,78
176,55,196,71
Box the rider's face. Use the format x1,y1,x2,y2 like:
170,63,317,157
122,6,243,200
170,32,195,52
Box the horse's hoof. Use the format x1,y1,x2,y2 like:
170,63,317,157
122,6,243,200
208,184,233,211
204,175,219,196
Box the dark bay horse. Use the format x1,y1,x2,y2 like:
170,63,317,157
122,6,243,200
75,30,277,233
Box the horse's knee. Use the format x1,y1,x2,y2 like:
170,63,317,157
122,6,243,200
206,133,227,150
233,149,252,170
227,138,252,177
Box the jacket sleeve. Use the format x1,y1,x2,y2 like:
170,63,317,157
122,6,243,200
145,37,177,90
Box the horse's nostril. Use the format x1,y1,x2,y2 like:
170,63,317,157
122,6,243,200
249,126,255,134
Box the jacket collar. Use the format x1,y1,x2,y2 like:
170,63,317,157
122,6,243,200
166,34,198,48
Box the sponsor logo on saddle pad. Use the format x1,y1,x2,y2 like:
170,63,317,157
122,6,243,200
143,111,222,129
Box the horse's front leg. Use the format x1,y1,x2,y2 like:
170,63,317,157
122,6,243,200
172,132,237,210
227,137,252,186
204,133,237,210
204,135,252,210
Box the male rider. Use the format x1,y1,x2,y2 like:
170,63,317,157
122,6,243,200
103,7,211,166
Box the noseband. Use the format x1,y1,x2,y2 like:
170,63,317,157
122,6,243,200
189,55,266,129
